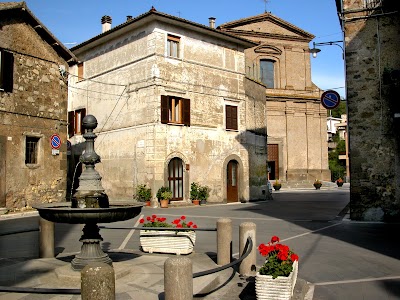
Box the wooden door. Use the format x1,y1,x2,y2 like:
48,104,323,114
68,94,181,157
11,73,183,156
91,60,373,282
227,160,238,202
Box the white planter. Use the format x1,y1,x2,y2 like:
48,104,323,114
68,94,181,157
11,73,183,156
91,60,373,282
255,261,298,300
140,230,196,255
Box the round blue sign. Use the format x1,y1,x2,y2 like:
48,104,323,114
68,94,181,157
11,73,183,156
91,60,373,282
321,90,341,109
50,134,61,150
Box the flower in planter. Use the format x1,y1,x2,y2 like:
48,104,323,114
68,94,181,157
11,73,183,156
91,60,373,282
336,178,344,186
314,179,322,185
258,235,299,279
139,215,197,230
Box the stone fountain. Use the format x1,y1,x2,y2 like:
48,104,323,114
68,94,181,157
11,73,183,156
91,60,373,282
34,115,142,270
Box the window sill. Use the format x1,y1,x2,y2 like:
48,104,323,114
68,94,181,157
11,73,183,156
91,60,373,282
25,164,40,169
167,122,185,126
225,128,239,132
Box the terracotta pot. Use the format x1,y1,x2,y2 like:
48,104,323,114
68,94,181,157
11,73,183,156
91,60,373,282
192,199,200,205
160,199,169,208
146,200,151,206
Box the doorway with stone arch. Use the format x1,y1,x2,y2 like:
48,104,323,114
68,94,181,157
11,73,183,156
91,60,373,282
167,157,184,201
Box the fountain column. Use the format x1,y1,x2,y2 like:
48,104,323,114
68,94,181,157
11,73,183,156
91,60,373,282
71,115,112,270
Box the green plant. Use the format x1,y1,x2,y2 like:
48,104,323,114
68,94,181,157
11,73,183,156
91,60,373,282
198,185,210,201
161,190,172,201
314,179,322,185
273,180,281,187
134,184,152,202
156,186,171,200
190,182,200,200
258,236,299,279
139,215,198,230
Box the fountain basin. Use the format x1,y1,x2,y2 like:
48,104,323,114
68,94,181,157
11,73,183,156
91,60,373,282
34,202,143,224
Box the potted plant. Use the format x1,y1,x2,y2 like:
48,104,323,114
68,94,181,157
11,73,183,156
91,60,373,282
313,179,322,190
156,186,172,208
190,182,200,205
139,215,197,254
134,184,152,206
256,235,299,300
273,180,282,191
198,185,210,205
336,178,344,187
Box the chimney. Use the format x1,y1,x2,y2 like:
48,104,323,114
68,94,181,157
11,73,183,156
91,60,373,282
209,17,216,29
101,15,112,33
126,15,132,21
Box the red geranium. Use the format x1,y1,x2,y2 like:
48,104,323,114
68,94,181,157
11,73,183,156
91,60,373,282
139,215,197,231
258,235,299,278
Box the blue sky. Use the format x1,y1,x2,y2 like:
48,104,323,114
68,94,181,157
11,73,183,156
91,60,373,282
7,0,345,97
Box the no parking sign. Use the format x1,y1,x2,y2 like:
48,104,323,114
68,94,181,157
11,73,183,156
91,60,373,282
50,134,61,150
321,90,341,110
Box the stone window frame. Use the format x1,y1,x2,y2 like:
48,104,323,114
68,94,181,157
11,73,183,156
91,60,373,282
259,59,275,89
23,132,44,169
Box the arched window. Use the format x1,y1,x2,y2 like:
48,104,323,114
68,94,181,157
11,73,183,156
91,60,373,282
260,59,275,88
168,158,184,200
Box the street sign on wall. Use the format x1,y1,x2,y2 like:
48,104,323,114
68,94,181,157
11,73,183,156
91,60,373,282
321,90,341,110
50,134,61,150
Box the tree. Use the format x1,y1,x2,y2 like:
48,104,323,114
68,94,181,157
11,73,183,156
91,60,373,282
328,100,346,118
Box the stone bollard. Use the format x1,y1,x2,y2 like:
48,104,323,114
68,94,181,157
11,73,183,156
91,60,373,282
164,257,192,300
81,262,115,300
39,217,54,258
217,218,232,265
239,222,256,276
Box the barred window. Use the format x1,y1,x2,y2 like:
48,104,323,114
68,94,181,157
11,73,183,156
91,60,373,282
25,136,39,164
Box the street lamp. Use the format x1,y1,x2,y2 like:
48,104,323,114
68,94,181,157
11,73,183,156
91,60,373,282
310,40,344,59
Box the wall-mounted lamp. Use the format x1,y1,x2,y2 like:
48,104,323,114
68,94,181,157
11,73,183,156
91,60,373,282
310,40,344,59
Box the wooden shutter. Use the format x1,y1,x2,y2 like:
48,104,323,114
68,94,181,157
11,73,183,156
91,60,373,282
68,111,75,137
226,105,238,130
161,95,169,124
79,108,86,134
231,106,238,130
3,51,14,93
183,98,190,126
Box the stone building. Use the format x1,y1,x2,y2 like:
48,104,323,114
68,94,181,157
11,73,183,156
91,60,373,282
0,2,76,210
219,13,330,183
68,9,267,204
336,0,400,220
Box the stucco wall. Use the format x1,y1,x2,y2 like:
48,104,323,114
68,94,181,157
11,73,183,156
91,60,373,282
69,20,267,203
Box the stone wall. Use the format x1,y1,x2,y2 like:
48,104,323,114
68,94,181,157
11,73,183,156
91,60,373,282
343,0,400,220
0,11,68,209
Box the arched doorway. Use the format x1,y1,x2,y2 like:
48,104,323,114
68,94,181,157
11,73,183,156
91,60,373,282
168,157,184,201
227,160,239,202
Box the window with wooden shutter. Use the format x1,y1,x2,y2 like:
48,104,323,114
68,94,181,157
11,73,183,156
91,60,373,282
77,62,84,81
167,35,180,58
68,108,86,135
226,105,238,130
160,96,190,126
75,108,86,134
0,50,14,92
